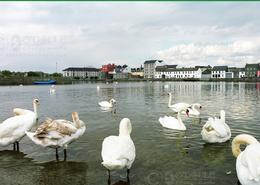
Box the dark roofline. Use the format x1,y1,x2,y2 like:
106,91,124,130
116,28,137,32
63,67,100,72
144,60,163,64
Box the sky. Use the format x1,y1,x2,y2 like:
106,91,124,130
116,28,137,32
0,2,260,73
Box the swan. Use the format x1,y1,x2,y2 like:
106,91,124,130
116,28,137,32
201,110,231,143
97,85,100,90
101,118,135,181
49,85,56,94
26,112,86,160
232,134,260,185
159,108,189,131
182,103,202,116
0,99,39,151
167,92,190,113
99,99,116,108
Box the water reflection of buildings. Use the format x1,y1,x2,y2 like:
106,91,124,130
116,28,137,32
0,150,88,185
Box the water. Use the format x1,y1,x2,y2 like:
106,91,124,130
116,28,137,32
0,81,260,185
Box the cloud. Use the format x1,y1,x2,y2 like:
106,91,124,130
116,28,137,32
156,40,260,67
0,2,260,72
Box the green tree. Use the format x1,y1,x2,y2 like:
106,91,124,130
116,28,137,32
1,70,13,77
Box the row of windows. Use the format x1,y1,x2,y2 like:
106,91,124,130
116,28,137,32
156,71,196,75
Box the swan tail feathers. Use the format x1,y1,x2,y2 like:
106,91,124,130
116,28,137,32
102,160,126,170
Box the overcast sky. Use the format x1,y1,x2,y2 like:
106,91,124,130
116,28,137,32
0,2,260,73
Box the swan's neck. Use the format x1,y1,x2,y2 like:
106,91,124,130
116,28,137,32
72,113,82,129
168,94,172,107
232,134,258,157
220,111,225,122
191,104,199,113
33,103,38,119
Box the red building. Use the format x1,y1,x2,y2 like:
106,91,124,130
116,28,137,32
257,70,260,77
101,63,116,73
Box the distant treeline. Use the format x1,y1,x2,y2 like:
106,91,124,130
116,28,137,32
0,70,72,85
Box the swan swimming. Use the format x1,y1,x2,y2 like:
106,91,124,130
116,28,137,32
101,118,135,181
183,103,202,116
49,85,56,94
167,92,190,113
201,110,231,143
159,108,189,131
99,99,116,108
0,99,39,151
26,112,86,160
232,134,260,185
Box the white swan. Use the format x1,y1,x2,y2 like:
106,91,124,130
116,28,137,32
183,103,202,116
97,85,100,90
167,92,190,113
201,110,231,143
232,134,260,185
101,118,135,179
0,99,39,151
26,112,86,160
159,108,189,131
49,85,56,94
99,99,116,108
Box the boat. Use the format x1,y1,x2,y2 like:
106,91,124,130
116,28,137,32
33,80,56,85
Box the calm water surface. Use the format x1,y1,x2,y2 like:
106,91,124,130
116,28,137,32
0,82,260,185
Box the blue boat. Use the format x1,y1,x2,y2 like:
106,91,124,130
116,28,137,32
33,80,56,85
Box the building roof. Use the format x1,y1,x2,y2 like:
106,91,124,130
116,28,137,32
165,65,177,68
156,67,199,72
212,66,228,71
245,63,260,69
144,60,163,64
63,67,100,72
202,69,212,74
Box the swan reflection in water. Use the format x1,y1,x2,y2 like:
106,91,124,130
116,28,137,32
108,176,130,185
100,107,117,115
0,150,88,185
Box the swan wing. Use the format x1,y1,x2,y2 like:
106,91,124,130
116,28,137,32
99,101,111,107
239,143,260,182
0,114,35,142
169,103,190,112
13,108,33,116
210,119,230,138
159,116,185,130
101,136,135,170
34,119,77,138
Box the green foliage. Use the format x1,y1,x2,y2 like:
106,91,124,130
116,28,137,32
51,73,62,77
1,70,12,77
27,71,42,77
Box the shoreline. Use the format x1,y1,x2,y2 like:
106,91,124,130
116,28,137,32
0,77,260,86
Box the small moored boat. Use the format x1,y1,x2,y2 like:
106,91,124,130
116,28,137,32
33,80,56,85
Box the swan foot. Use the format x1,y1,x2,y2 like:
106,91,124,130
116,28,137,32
13,143,16,151
127,169,130,178
55,148,59,161
64,149,67,161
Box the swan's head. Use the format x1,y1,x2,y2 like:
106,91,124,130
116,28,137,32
110,99,116,104
220,110,225,118
119,118,132,136
33,99,40,105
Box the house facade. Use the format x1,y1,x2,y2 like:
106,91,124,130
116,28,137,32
155,67,202,79
245,63,260,77
211,66,228,78
62,67,100,79
144,60,163,79
131,67,144,78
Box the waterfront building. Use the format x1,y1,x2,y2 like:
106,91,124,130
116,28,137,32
113,65,130,79
155,66,202,79
131,67,144,78
62,67,100,79
144,60,163,79
245,63,260,77
239,68,245,78
211,66,228,78
201,69,212,80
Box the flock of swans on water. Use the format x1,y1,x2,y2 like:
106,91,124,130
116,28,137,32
0,84,259,185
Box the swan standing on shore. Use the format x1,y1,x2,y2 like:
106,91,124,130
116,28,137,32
167,92,190,113
201,110,231,143
0,99,39,151
99,99,116,108
26,112,86,160
101,118,135,182
159,108,189,131
232,134,260,185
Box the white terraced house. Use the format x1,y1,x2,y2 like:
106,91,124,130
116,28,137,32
62,67,100,79
211,66,228,79
155,67,202,79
